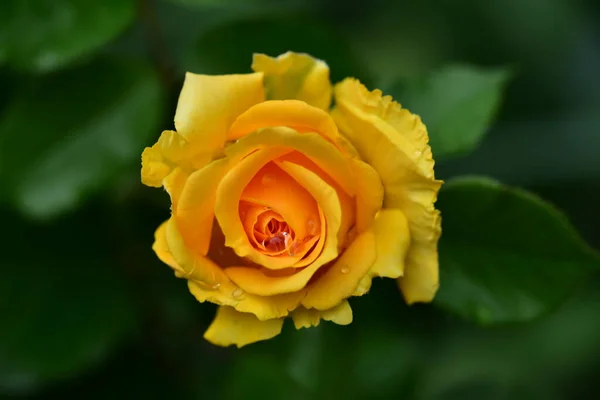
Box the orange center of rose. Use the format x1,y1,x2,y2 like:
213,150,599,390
240,205,315,258
237,160,323,262
253,210,294,254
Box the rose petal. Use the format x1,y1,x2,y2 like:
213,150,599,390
175,72,264,158
291,300,353,329
141,146,170,188
163,167,188,211
332,78,442,303
215,147,310,269
228,99,356,160
188,279,304,321
159,219,306,320
176,158,232,256
218,127,356,270
204,306,284,348
152,220,183,274
252,52,332,110
275,160,343,263
165,217,221,284
333,78,436,179
224,161,342,296
292,206,327,268
353,209,410,296
301,230,376,310
351,159,383,233
241,205,269,249
227,123,355,197
241,162,320,241
141,130,208,188
371,209,410,278
276,152,355,247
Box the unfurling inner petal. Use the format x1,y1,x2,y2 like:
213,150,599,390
239,204,320,260
216,147,330,271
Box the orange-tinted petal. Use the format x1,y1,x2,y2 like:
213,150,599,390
276,160,342,263
215,147,307,270
241,162,320,241
226,124,355,197
224,161,342,296
277,151,355,247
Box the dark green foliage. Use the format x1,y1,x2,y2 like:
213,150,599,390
0,0,599,398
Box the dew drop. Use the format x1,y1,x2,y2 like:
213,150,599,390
264,233,287,252
307,219,318,235
261,174,275,185
413,149,423,157
232,288,244,298
340,266,350,274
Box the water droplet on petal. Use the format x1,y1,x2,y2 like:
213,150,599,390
413,149,422,157
307,219,318,235
232,288,244,298
261,174,275,185
264,233,284,252
340,267,350,274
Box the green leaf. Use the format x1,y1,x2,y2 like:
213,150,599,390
0,58,163,219
434,176,600,324
187,15,371,86
0,0,135,72
0,208,138,394
396,65,511,159
436,112,600,185
419,276,600,399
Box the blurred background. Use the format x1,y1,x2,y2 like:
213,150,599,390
1,0,599,398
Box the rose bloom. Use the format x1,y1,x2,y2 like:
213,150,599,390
141,52,442,347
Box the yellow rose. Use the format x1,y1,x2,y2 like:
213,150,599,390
141,52,442,347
